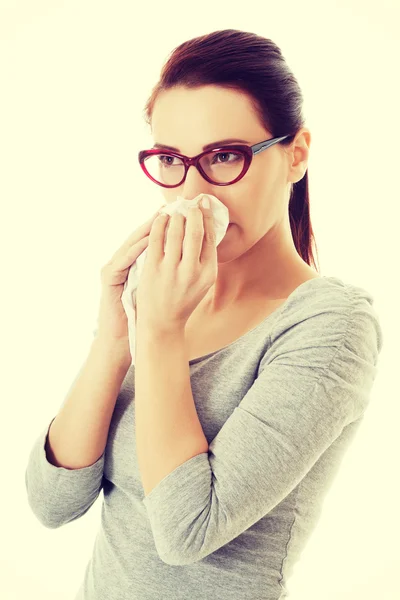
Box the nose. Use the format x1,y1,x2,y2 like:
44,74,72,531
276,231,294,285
180,163,214,202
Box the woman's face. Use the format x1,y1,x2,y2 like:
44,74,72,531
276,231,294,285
149,85,309,268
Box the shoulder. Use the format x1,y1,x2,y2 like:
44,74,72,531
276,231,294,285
262,275,383,370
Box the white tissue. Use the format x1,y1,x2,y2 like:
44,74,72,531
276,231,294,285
120,193,230,366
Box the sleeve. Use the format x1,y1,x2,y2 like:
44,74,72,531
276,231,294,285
24,326,105,529
25,417,105,529
141,282,384,565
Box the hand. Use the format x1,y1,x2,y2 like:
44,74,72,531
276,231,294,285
96,207,164,353
135,200,218,334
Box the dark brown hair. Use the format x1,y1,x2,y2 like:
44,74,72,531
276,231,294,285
143,29,320,272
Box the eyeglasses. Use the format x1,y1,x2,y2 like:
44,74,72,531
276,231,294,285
138,135,293,188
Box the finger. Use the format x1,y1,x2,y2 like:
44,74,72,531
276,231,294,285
146,212,170,263
164,212,186,266
199,204,217,263
102,235,150,286
182,206,204,264
111,208,163,261
121,210,160,247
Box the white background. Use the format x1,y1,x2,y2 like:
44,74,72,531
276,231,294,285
1,1,398,598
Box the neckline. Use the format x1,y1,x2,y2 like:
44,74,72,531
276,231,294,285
188,275,338,365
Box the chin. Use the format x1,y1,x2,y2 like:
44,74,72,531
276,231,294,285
216,225,241,261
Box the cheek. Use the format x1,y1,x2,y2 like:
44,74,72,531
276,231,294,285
217,222,235,247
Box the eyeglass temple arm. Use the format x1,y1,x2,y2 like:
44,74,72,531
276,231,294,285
252,135,291,155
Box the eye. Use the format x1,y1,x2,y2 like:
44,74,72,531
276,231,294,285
158,155,178,166
212,152,241,164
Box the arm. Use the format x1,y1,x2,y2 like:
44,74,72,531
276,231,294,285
46,336,131,469
25,336,131,528
134,324,209,497
137,284,383,566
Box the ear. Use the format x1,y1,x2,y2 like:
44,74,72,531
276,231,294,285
287,128,311,185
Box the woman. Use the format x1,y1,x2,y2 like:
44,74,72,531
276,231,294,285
25,29,383,600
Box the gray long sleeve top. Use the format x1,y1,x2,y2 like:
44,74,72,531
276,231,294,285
25,275,383,600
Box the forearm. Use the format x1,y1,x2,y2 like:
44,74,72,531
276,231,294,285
46,337,131,470
134,325,209,497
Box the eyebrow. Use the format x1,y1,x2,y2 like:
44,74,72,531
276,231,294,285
153,138,249,153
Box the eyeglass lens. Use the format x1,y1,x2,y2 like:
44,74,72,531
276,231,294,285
143,150,245,185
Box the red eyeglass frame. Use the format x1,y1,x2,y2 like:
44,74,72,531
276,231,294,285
138,135,292,188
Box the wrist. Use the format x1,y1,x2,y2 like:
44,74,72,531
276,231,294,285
92,335,131,366
136,319,186,341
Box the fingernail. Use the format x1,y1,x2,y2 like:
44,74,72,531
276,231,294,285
202,197,210,209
